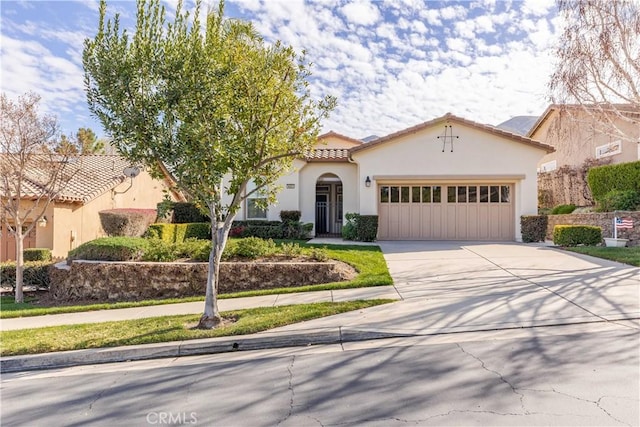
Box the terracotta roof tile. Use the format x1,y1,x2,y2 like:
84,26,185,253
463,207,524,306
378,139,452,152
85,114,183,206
304,148,351,162
10,155,135,204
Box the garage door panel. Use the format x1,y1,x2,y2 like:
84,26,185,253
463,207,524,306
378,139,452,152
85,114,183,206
378,183,514,241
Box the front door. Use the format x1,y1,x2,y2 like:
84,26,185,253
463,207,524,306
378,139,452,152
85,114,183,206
315,193,329,235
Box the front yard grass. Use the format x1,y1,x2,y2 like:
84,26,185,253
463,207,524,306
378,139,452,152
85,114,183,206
564,246,640,267
0,300,394,356
0,243,392,319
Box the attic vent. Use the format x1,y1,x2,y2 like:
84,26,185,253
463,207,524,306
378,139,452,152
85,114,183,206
595,141,622,159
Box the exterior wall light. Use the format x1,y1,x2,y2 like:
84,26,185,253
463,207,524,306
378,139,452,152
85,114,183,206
365,176,371,187
38,216,48,227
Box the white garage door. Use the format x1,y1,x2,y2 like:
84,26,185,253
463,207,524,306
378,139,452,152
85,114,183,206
378,184,514,241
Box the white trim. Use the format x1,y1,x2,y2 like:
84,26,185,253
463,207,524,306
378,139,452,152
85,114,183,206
595,141,622,159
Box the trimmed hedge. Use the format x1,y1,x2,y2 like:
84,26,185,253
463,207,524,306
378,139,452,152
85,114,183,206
99,209,157,237
0,261,53,289
146,223,211,243
23,248,52,262
587,161,640,207
280,210,301,222
553,225,602,247
521,215,548,243
68,237,150,262
342,213,378,242
172,203,209,223
596,189,640,212
551,204,577,215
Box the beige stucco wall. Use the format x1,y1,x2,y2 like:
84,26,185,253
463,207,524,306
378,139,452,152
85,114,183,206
317,135,361,149
46,170,169,258
532,109,640,169
351,122,548,241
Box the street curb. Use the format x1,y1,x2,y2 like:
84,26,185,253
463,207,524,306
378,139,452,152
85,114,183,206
0,329,410,373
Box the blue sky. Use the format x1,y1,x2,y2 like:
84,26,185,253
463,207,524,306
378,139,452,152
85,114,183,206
1,0,560,140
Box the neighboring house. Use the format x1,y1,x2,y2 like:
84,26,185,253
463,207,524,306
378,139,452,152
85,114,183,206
1,155,171,261
234,113,554,241
496,115,539,136
528,104,640,173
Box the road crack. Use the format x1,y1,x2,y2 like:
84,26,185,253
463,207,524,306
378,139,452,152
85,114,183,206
276,355,296,426
456,343,528,414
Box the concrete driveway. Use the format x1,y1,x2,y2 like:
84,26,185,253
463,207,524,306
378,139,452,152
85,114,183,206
271,241,640,336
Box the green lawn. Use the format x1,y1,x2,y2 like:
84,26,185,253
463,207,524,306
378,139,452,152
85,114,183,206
0,300,394,356
565,246,640,266
0,243,392,318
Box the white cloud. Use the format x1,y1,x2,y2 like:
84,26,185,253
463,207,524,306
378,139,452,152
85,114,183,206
340,0,381,26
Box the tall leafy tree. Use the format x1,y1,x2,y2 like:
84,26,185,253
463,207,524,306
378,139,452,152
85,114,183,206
0,92,81,303
549,0,639,141
83,0,335,328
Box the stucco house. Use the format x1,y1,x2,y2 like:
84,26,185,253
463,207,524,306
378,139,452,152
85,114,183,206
234,113,554,241
1,155,171,261
529,104,640,173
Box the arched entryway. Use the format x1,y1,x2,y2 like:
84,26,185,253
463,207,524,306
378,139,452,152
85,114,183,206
315,173,343,236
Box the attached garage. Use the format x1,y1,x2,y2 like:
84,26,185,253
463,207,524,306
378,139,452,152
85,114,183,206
377,182,514,240
349,113,554,242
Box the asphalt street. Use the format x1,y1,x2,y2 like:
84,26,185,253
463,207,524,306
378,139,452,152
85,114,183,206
1,321,638,426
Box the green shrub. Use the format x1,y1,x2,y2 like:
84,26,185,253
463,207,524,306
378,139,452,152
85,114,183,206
235,237,276,259
240,224,283,239
310,247,329,262
280,242,303,257
553,225,602,247
551,204,577,215
172,203,209,223
221,239,239,260
342,213,378,242
587,161,640,204
145,223,210,243
521,215,548,243
23,248,52,262
98,209,157,237
141,239,178,262
68,237,149,262
596,189,640,212
0,261,53,289
280,210,301,222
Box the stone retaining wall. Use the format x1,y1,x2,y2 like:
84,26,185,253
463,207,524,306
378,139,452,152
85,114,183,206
49,260,356,302
546,212,640,246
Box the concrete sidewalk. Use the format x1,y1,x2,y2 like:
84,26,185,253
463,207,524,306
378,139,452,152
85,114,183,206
0,286,401,331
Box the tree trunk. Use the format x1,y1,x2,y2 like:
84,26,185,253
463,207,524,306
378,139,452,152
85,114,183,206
197,210,230,329
14,226,24,304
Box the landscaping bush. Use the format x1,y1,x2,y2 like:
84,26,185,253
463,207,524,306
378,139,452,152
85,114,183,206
550,204,577,215
240,224,284,239
172,202,209,223
553,225,602,247
99,209,157,237
342,213,378,242
596,189,640,212
280,242,303,257
520,215,548,243
280,210,301,222
587,161,640,205
309,247,329,262
234,237,276,259
0,261,53,289
141,239,178,262
67,237,150,262
23,248,52,262
145,223,210,243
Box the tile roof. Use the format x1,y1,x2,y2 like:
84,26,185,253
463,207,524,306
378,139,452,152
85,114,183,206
12,155,135,204
350,112,555,154
304,148,351,162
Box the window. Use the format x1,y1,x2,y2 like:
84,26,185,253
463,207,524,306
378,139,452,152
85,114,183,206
457,186,467,203
390,186,400,203
433,186,442,203
539,160,557,173
447,186,456,203
500,186,510,203
401,186,410,203
468,186,477,203
247,180,268,219
480,186,489,203
412,187,421,203
380,186,389,203
422,186,431,203
490,186,500,203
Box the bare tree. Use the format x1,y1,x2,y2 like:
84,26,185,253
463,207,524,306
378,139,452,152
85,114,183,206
549,0,640,142
0,92,81,303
